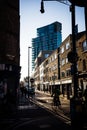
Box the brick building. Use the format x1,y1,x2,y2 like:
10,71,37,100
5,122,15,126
33,31,87,99
0,0,20,106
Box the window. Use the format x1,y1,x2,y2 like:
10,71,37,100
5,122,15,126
66,69,71,76
52,64,57,71
61,46,64,53
45,54,49,58
46,60,48,65
51,55,54,61
54,53,57,59
83,59,86,71
49,58,51,63
66,42,70,50
61,58,65,66
82,40,87,51
61,71,65,77
66,57,68,63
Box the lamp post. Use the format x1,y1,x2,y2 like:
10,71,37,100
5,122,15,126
28,46,32,98
69,0,87,99
40,0,69,14
40,0,87,97
40,0,86,128
68,1,87,128
70,3,78,98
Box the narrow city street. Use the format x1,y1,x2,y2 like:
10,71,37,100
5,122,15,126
0,91,71,130
0,1,87,130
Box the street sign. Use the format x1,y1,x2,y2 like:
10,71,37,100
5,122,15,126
30,78,34,83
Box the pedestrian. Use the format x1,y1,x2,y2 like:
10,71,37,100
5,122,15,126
20,86,24,96
23,87,27,97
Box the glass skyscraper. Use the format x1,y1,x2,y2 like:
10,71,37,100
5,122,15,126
32,21,62,70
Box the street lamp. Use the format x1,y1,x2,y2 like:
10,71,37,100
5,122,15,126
40,0,86,128
69,0,87,99
40,0,70,14
40,0,45,13
28,46,32,98
40,0,86,97
68,1,87,128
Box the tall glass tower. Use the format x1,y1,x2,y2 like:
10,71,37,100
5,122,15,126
32,21,62,70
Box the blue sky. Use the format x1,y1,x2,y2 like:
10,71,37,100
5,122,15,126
20,0,85,81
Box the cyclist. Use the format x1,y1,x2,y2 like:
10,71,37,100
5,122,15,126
52,88,61,107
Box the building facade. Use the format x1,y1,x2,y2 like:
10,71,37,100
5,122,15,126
33,31,87,99
34,50,53,90
32,21,62,70
0,0,20,106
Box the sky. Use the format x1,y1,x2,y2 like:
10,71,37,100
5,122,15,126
20,0,85,81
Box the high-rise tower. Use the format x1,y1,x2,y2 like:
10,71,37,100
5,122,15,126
32,21,62,70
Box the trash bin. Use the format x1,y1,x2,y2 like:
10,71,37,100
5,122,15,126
70,97,84,129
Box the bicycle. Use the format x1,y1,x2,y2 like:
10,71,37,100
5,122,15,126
52,95,61,111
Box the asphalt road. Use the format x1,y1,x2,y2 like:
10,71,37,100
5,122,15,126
0,92,72,130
